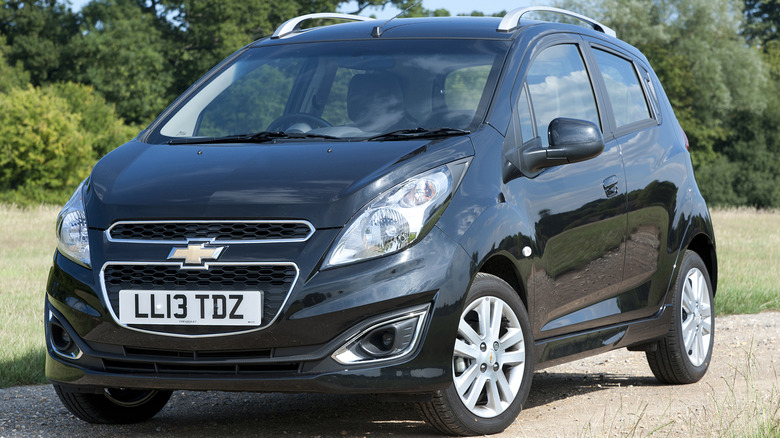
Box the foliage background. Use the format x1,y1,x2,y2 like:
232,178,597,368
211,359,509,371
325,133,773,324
0,0,779,206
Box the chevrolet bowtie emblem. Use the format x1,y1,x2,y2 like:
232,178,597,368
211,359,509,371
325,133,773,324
167,243,225,265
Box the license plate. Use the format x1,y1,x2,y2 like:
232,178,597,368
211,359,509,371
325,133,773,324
118,290,262,326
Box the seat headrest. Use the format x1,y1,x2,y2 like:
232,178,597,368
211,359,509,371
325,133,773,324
347,72,405,127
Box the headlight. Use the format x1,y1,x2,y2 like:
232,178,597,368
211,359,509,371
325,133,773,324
56,180,90,268
325,160,469,267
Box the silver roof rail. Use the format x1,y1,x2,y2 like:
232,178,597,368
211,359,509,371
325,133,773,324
272,13,371,39
498,6,617,38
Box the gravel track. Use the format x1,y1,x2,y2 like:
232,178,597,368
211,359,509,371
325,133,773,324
2,312,778,437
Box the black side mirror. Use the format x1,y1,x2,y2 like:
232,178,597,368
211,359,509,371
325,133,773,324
521,118,605,175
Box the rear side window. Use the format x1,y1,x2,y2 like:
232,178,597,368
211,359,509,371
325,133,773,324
592,49,651,128
526,44,600,146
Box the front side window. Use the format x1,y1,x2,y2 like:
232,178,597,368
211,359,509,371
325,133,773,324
525,44,600,146
592,49,651,128
150,39,509,143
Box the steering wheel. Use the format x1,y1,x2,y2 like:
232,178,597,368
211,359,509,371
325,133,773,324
267,113,332,133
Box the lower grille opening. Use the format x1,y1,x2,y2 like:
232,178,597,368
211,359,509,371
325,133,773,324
102,359,302,375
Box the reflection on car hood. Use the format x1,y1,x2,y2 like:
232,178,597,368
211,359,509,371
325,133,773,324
86,138,473,229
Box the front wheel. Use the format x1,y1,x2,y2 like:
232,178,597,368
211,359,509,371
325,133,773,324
646,250,714,384
416,273,533,436
54,385,172,424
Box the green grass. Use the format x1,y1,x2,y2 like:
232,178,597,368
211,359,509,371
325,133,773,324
0,206,777,389
711,208,780,315
0,205,59,388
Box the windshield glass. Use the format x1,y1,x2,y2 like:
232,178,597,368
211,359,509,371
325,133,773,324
148,39,509,143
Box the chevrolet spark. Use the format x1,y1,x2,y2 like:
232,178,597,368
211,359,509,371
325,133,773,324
47,7,717,435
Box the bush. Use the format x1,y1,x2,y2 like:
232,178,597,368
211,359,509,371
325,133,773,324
0,83,139,205
0,86,91,204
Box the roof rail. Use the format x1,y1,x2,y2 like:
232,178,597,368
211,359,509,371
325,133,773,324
497,6,617,38
272,13,371,39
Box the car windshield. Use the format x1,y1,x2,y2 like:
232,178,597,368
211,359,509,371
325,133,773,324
148,39,509,143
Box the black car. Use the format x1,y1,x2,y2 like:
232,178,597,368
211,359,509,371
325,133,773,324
47,7,717,436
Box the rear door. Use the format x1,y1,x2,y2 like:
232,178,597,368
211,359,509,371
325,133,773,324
585,40,681,320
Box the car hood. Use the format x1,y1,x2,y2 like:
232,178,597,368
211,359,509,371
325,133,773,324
86,138,474,229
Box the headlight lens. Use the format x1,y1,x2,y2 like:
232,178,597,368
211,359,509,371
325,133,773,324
325,163,460,267
56,180,90,268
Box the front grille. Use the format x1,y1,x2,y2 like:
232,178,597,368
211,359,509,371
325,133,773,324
101,262,298,336
107,220,314,243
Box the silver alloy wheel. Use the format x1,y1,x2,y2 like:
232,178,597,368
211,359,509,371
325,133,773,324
453,296,526,418
680,267,712,367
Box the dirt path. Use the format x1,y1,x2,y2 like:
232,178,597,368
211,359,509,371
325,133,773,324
1,312,778,437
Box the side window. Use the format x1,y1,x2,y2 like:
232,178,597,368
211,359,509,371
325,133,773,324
515,85,534,143
526,44,600,146
592,49,651,128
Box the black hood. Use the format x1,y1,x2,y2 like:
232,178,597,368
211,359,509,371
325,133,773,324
85,138,474,229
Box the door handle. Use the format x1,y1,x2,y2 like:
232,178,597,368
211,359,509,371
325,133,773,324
603,175,619,198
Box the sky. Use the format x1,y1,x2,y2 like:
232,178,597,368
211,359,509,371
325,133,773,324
338,1,541,18
68,1,539,19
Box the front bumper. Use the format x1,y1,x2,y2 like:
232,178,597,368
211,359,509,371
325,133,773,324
45,226,472,394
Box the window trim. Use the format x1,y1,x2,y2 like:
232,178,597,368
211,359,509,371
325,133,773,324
514,37,609,146
584,42,657,138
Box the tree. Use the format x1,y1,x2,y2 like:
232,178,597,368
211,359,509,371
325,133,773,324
72,0,176,124
0,0,79,84
744,0,780,47
0,36,30,93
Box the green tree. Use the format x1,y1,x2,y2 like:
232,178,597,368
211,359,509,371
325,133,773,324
0,0,79,84
744,0,780,47
73,0,176,124
0,36,30,93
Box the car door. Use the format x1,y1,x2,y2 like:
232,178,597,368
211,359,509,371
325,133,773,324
586,42,680,320
502,39,628,340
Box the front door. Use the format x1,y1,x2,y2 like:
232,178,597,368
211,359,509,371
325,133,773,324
504,41,627,341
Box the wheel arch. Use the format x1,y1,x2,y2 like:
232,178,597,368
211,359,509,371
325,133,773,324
686,233,718,297
478,254,528,309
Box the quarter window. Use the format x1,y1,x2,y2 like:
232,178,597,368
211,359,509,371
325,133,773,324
592,49,651,128
526,44,600,146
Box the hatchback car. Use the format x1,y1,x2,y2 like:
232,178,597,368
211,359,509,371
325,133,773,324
47,6,716,435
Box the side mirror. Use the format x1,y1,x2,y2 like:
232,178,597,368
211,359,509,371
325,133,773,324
521,118,605,175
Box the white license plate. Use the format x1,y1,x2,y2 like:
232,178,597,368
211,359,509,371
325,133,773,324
118,290,262,326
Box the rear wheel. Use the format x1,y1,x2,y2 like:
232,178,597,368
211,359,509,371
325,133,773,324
646,250,714,384
54,385,172,424
416,273,533,436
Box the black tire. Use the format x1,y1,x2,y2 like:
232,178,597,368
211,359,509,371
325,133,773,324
54,385,172,424
647,250,714,384
416,273,533,436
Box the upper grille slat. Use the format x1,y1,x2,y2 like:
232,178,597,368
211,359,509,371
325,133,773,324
107,220,314,243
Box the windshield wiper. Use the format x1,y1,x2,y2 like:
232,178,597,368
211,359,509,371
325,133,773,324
367,127,470,141
168,131,338,145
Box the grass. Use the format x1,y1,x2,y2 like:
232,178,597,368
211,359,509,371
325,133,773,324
0,206,777,389
711,208,780,315
0,204,59,388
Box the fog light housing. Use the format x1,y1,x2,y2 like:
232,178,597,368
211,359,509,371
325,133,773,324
333,305,429,365
48,312,82,360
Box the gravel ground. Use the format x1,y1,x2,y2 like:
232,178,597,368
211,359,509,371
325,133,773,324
1,312,778,437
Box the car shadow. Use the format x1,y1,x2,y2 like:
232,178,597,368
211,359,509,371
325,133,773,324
525,370,661,409
15,370,660,437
